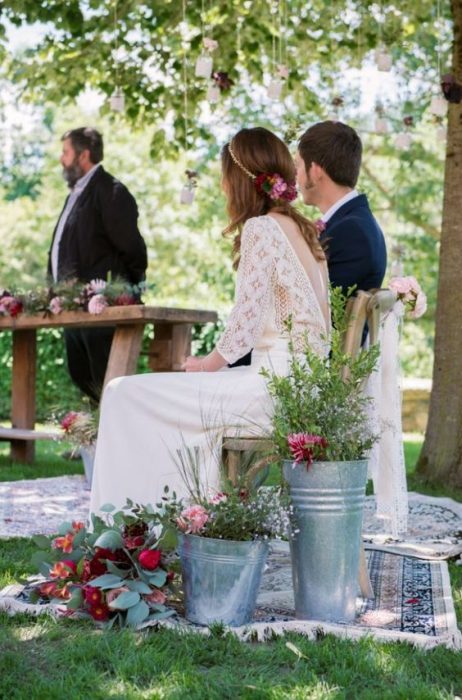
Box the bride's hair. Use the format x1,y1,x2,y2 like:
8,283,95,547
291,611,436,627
221,127,324,269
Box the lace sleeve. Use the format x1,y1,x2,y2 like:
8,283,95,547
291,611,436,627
216,217,275,364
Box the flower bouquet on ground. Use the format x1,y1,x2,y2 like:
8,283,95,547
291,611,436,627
28,503,176,628
157,446,291,626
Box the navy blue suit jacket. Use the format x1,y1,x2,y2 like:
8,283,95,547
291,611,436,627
320,194,387,296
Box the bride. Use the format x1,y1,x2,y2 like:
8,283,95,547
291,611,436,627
90,127,330,516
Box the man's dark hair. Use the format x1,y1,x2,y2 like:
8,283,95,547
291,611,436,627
298,121,362,188
61,127,104,164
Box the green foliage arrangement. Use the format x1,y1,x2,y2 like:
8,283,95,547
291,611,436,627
262,287,380,463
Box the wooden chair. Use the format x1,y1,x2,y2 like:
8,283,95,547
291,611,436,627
222,288,397,599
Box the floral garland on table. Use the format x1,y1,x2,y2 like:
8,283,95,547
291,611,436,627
0,278,145,319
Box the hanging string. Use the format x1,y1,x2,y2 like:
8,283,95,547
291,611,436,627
282,0,288,65
182,0,189,151
277,0,283,66
113,0,119,87
436,0,442,78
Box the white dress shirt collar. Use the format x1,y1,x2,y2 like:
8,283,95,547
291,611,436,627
322,190,359,223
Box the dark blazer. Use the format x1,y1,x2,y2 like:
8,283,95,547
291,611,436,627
320,194,387,295
47,166,147,284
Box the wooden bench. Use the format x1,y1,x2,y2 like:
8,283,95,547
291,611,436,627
0,305,217,463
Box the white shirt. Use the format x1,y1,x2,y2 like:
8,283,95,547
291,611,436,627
321,189,359,224
51,164,101,281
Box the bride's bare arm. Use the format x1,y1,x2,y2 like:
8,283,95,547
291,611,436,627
183,348,227,372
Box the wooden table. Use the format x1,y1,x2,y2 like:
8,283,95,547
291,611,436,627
0,305,217,463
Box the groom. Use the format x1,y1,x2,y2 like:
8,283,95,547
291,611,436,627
296,120,387,295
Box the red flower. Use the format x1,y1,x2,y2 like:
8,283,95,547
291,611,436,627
50,560,77,579
89,547,123,576
39,581,59,598
72,521,85,532
166,571,175,583
287,433,328,466
114,293,136,306
61,412,78,431
88,603,110,621
84,586,103,605
52,532,74,553
138,549,162,570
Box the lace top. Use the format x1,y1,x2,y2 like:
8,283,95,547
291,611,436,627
216,215,329,364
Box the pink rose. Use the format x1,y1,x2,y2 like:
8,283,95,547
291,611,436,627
389,276,414,297
88,294,108,315
176,504,209,534
144,588,166,605
409,291,427,319
49,296,63,315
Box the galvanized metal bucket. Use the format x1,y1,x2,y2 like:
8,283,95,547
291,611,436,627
283,459,368,623
178,533,269,627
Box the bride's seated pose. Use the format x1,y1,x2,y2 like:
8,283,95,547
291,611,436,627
89,126,330,516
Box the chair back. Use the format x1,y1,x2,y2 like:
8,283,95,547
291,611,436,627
341,289,396,380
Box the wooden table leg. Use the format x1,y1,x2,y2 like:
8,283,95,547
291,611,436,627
148,323,192,371
11,329,36,463
103,324,144,388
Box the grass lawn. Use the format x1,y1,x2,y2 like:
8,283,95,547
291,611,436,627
0,436,461,699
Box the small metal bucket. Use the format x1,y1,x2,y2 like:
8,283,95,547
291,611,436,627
283,459,368,623
178,533,269,627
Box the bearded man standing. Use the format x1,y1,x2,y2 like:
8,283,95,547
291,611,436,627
48,127,147,402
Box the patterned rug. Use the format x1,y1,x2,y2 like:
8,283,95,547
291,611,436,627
1,542,460,649
0,476,461,561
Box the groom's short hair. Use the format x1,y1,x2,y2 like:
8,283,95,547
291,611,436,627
61,127,104,164
298,121,362,188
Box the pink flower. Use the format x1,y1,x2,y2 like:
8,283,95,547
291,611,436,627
408,291,427,319
277,64,289,79
287,433,328,466
208,492,228,505
203,37,218,51
88,294,108,315
49,296,63,315
144,588,167,605
176,505,209,534
88,279,107,294
106,586,129,606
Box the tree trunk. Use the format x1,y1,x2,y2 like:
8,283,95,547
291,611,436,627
417,0,462,487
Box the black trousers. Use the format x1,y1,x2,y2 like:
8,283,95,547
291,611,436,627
64,327,115,404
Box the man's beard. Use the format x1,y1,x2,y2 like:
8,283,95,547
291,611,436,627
62,158,85,188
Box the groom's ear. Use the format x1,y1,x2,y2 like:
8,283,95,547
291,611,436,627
310,162,325,182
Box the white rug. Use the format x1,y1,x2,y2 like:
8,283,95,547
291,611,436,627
0,476,461,560
1,543,460,650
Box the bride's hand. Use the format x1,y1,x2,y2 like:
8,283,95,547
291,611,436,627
182,356,205,372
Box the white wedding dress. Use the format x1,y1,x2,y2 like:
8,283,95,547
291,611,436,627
89,215,329,516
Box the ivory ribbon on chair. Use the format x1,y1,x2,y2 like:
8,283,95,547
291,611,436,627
366,301,408,537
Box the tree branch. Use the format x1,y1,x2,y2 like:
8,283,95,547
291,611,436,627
362,161,440,240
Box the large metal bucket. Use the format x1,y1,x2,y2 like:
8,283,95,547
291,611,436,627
178,533,269,627
283,459,368,623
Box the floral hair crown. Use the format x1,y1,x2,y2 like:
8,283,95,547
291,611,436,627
227,140,297,203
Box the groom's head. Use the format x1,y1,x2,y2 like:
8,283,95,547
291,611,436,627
296,121,362,207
